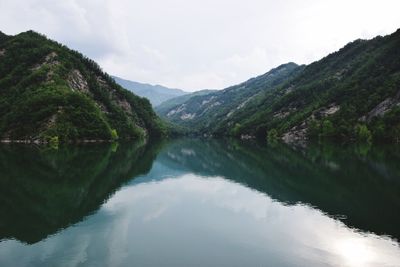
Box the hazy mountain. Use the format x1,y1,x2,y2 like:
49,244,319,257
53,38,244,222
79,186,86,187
0,30,165,143
112,76,187,107
158,63,302,133
155,89,217,115
158,29,400,143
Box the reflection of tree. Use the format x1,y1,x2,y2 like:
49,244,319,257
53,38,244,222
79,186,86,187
160,139,400,240
0,140,164,244
1,138,399,244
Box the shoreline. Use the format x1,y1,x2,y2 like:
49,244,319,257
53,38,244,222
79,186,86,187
0,139,115,144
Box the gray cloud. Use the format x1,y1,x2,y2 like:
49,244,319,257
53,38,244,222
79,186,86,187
1,0,400,91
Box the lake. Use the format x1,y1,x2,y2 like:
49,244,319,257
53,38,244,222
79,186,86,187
0,138,400,267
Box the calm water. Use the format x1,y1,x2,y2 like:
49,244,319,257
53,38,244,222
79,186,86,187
0,139,400,267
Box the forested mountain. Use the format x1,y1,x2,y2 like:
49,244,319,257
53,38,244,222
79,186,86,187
0,30,165,143
159,29,400,143
158,63,303,133
155,89,217,115
112,76,187,106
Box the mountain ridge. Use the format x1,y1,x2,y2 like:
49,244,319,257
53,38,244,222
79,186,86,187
158,29,400,143
0,30,165,143
112,75,187,107
158,62,303,132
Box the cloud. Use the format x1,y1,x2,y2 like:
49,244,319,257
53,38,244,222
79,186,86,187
1,0,400,91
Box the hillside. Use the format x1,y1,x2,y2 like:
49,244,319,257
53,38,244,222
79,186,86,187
158,63,303,133
155,89,216,115
0,31,165,143
159,29,400,143
112,76,187,106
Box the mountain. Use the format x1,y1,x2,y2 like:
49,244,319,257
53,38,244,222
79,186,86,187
159,29,400,143
0,30,165,143
158,63,303,133
155,89,217,115
112,76,187,107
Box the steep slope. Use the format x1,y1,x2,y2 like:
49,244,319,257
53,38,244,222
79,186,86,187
160,29,400,142
236,29,400,142
158,63,302,134
112,76,187,106
0,31,165,143
155,89,216,115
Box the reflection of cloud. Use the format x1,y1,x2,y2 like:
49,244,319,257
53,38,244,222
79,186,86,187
180,148,196,156
335,237,374,266
1,174,400,267
143,204,168,222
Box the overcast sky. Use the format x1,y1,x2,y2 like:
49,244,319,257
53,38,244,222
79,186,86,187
1,0,400,91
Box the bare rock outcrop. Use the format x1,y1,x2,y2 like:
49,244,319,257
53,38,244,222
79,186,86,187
363,90,400,121
32,51,59,71
115,98,133,114
67,69,89,93
282,121,308,144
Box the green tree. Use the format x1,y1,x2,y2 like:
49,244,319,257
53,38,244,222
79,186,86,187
267,128,278,143
111,129,119,140
321,120,335,138
232,123,241,136
307,120,320,139
49,136,59,149
354,124,372,143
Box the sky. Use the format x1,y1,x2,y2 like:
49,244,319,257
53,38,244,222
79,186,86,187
1,0,400,92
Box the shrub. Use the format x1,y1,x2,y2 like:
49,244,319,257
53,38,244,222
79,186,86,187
267,128,278,143
111,129,118,140
354,124,372,143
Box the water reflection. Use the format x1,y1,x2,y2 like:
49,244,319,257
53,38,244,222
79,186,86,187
158,139,400,240
0,138,399,266
0,140,162,244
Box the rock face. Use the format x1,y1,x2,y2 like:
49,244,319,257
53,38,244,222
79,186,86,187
317,104,340,118
282,122,308,144
0,30,164,142
31,51,60,71
365,90,400,121
67,69,89,93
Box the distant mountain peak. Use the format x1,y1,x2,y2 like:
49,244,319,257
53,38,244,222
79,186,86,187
112,76,188,107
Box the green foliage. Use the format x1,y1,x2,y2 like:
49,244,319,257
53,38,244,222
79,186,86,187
307,120,320,139
111,129,119,140
156,89,217,115
354,124,372,143
321,120,335,138
158,63,301,136
49,136,59,149
0,30,166,143
267,128,278,143
232,123,242,136
159,29,400,143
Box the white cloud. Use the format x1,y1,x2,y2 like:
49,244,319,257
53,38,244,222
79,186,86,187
1,0,400,91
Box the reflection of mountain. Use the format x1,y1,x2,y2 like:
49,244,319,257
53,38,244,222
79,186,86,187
1,139,399,245
156,139,400,240
0,141,163,244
